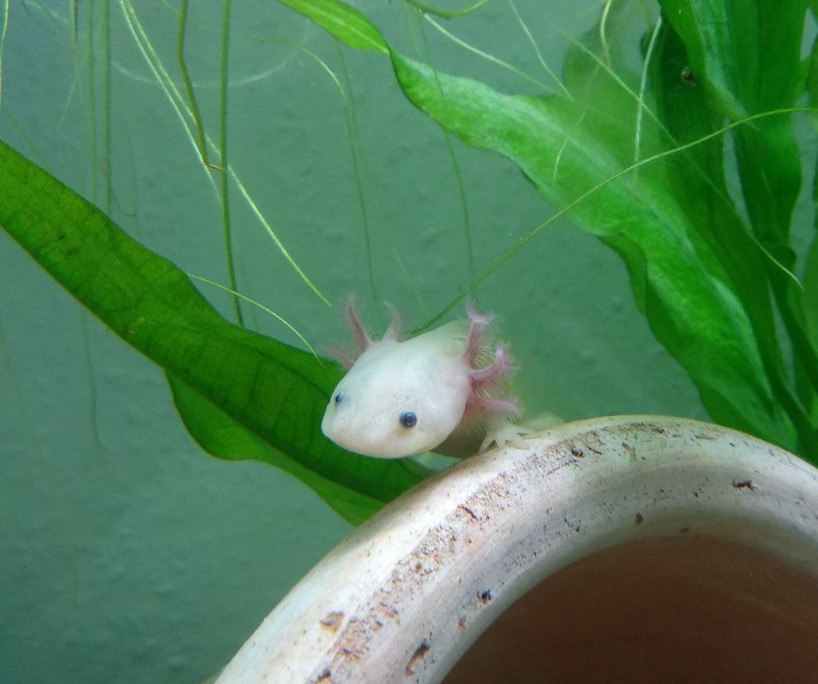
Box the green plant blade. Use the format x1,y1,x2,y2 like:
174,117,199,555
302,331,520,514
662,0,818,432
650,23,768,311
168,375,383,524
274,0,796,450
0,139,424,523
390,53,793,448
276,0,388,53
659,0,805,257
809,43,818,364
651,18,818,448
805,234,818,360
274,0,812,455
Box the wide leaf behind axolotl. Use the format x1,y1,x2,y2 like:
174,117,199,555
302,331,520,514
277,0,814,461
0,139,425,526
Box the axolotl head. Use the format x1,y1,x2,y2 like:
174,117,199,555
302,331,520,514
321,326,471,458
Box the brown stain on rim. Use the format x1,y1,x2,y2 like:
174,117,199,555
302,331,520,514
320,611,345,632
405,640,431,676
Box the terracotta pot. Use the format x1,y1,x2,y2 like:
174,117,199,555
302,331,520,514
214,416,818,684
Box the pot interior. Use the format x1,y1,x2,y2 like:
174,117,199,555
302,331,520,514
444,535,818,684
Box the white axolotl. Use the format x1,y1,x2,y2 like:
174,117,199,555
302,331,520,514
321,301,526,458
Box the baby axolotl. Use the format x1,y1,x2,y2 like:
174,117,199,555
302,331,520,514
321,301,525,458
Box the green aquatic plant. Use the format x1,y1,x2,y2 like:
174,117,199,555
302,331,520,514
2,0,817,524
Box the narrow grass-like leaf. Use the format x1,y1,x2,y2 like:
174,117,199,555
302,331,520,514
0,139,424,522
176,0,213,169
120,0,331,308
405,0,491,19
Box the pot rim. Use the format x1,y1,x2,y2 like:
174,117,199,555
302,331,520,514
215,415,818,684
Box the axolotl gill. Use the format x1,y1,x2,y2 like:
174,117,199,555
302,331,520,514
321,301,525,458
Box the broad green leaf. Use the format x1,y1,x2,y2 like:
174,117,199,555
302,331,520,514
663,0,814,420
168,376,383,524
659,0,806,252
388,53,793,448
276,0,388,53
809,43,818,362
806,46,818,419
0,139,424,523
650,20,818,442
805,234,818,359
275,0,803,452
651,23,761,286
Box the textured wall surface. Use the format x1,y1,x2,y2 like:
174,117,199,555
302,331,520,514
0,2,703,683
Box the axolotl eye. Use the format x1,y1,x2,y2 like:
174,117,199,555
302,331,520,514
399,411,417,429
334,391,345,404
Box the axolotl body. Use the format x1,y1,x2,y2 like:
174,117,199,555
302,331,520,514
321,302,522,458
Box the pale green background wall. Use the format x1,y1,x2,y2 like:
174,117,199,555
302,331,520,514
0,2,703,683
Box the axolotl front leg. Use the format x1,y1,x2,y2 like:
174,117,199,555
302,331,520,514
433,306,528,456
461,305,520,418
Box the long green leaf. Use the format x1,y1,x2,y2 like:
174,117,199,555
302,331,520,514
657,0,807,263
168,376,384,524
805,235,818,363
273,0,797,450
660,0,817,436
650,18,818,450
392,53,792,447
276,0,388,53
0,139,424,523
